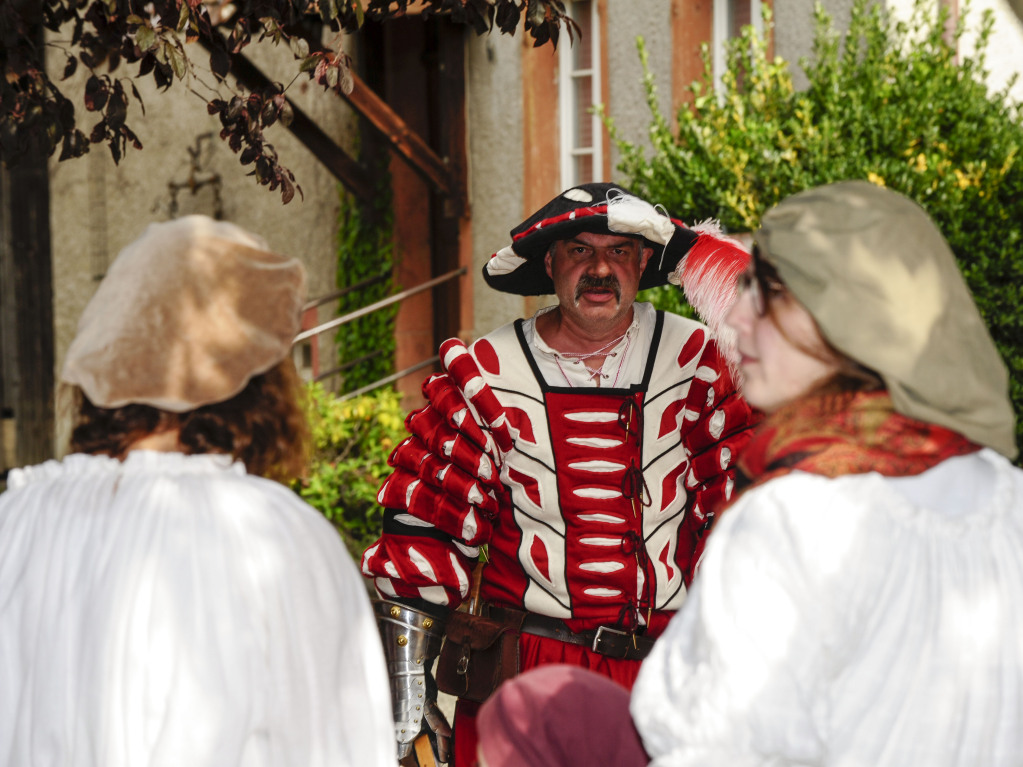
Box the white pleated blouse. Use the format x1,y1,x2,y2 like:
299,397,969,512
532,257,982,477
632,449,1023,767
0,451,397,767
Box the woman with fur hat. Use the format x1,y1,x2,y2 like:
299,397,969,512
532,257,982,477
0,216,396,767
631,180,1023,765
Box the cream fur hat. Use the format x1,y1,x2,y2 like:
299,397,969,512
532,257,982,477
62,215,307,412
756,180,1016,459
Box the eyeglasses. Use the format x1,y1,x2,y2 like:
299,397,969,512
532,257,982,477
735,246,785,317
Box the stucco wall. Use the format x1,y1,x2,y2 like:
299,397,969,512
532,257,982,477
778,0,1022,97
966,0,1023,103
465,33,529,339
775,0,858,89
606,0,675,182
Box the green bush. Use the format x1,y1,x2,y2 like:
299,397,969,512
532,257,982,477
609,0,1023,460
636,284,696,319
294,382,407,561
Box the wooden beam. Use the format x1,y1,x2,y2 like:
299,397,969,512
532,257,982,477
210,35,459,202
301,25,457,198
672,0,713,111
343,69,457,199
0,143,55,466
520,36,559,320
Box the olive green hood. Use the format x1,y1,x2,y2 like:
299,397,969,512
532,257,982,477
756,180,1016,459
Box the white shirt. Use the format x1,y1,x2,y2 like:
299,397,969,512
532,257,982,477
0,451,397,767
632,449,1023,767
523,302,656,387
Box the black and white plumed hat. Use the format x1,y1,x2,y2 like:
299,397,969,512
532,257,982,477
482,182,750,333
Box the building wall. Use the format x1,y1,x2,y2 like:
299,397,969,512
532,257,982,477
464,32,530,340
967,0,1023,100
775,0,857,89
887,0,1023,102
606,0,675,175
970,0,1023,103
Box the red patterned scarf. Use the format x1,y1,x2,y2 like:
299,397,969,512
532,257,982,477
734,390,980,495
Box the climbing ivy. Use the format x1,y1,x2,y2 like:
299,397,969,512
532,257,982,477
334,172,398,393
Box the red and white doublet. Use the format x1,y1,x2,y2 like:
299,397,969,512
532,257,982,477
362,304,752,631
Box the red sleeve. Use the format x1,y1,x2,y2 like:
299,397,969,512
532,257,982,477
677,340,757,585
362,345,509,609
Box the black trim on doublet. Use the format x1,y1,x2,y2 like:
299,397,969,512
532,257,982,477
511,310,665,395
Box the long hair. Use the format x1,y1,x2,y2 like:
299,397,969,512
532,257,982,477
69,359,310,482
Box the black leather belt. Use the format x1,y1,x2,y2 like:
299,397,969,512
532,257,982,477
486,606,655,661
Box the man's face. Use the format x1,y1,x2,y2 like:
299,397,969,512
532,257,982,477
545,231,652,335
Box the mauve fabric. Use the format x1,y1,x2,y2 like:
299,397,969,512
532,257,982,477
477,664,649,767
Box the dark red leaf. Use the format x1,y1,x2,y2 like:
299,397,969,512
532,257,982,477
239,145,259,165
226,96,245,121
106,86,127,129
281,176,295,204
58,96,75,127
210,46,230,80
261,97,278,127
129,82,145,115
83,75,107,111
153,64,172,89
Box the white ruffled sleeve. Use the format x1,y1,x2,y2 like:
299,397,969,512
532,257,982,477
632,454,1023,767
0,452,397,767
630,475,865,766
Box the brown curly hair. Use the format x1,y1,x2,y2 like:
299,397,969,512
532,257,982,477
69,359,309,482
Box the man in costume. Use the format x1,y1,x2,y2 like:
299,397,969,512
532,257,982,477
361,183,754,766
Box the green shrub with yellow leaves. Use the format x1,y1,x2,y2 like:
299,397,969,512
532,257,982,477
613,0,1023,460
295,383,407,561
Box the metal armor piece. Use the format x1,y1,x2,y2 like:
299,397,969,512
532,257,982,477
374,599,447,759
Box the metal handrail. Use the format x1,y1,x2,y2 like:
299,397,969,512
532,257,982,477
293,266,466,344
313,349,384,382
302,273,390,312
336,356,440,401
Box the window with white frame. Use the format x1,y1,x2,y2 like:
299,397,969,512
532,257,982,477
712,0,763,94
559,0,602,188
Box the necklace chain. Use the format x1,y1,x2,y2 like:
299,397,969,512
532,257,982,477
551,330,633,387
554,330,630,361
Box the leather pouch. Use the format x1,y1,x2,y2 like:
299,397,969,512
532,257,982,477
435,611,523,703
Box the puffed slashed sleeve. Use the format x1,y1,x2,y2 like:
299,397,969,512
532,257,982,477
362,338,507,609
679,338,755,528
631,477,861,767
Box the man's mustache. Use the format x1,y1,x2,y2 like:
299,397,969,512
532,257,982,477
575,275,621,302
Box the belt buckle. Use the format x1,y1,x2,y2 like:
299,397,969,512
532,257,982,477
592,625,631,658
